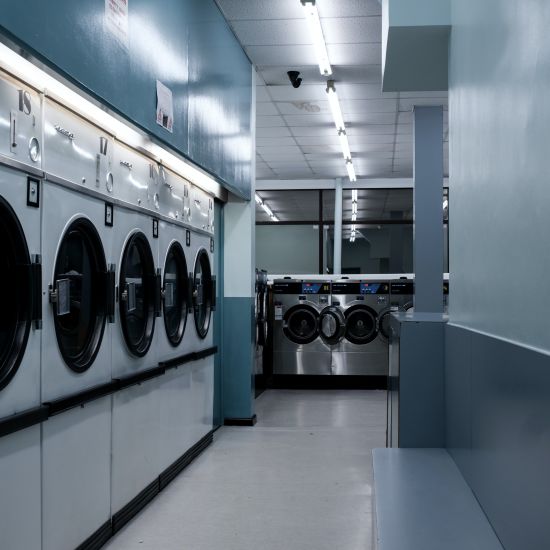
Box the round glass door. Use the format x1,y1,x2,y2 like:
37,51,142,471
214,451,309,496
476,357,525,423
193,248,213,339
378,310,392,341
163,242,188,347
53,218,107,372
344,305,378,345
120,232,156,357
283,304,319,345
0,197,32,390
319,305,346,345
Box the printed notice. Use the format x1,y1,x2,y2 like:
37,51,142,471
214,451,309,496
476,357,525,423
156,80,174,133
105,0,129,49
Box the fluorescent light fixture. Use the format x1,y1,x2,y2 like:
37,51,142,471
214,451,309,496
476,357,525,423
352,202,358,215
443,199,449,210
351,213,357,222
255,194,263,205
346,160,357,182
271,215,279,222
326,80,345,131
300,0,332,76
352,189,358,202
262,203,274,218
338,130,351,161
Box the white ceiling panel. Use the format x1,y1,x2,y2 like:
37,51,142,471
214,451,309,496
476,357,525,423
256,137,298,147
322,17,381,45
246,45,318,67
316,0,381,18
256,102,280,116
256,126,293,138
346,124,396,135
255,86,271,102
282,114,335,126
294,135,342,146
256,115,286,127
231,19,310,46
215,0,303,20
326,43,382,66
289,126,341,137
335,83,397,100
267,85,329,102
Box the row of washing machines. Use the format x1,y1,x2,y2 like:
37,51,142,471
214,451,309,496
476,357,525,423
0,70,216,549
272,278,448,377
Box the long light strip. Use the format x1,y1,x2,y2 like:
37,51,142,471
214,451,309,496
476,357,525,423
327,80,357,183
300,0,332,76
255,193,279,222
0,43,220,196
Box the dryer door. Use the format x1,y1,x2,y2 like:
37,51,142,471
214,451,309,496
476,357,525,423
119,231,157,357
344,304,378,345
0,197,34,390
319,305,346,345
283,304,319,345
162,241,189,347
52,218,108,372
193,248,214,339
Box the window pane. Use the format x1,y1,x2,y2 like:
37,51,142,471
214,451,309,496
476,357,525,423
256,225,319,274
255,190,319,222
342,189,413,222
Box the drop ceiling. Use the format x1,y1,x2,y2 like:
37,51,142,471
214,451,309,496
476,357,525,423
216,0,449,182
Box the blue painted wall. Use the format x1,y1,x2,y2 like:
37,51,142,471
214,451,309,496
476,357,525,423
447,1,550,547
0,0,252,199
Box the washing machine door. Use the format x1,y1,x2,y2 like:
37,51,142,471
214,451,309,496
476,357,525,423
162,241,189,347
319,306,346,345
0,197,35,390
344,304,378,345
52,218,109,372
119,231,157,357
193,248,215,339
283,304,319,345
378,309,393,342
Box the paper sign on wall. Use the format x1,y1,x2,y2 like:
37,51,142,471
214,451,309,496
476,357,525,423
105,0,129,49
156,80,174,133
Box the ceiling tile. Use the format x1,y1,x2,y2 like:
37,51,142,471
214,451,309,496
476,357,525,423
322,17,381,45
327,43,381,65
231,19,310,46
260,65,382,85
216,0,303,20
255,86,271,102
256,136,297,147
256,126,293,138
256,102,280,116
256,115,286,127
317,0,381,18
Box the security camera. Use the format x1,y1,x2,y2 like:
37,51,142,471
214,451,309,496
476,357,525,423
287,71,302,89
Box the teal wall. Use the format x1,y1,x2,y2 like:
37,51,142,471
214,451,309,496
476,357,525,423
446,1,550,548
0,0,252,199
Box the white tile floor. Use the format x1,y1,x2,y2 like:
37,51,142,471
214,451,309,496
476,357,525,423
104,390,387,550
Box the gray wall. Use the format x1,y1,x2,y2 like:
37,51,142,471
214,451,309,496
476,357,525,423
256,225,319,274
446,1,550,548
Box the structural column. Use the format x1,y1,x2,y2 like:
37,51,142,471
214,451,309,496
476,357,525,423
333,177,343,275
413,106,444,312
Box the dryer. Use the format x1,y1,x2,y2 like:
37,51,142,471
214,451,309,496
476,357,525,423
0,71,43,550
41,100,115,550
156,166,197,476
330,280,391,376
110,141,163,523
188,185,216,443
272,279,332,376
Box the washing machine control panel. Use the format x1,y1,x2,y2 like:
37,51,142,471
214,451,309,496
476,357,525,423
332,282,389,295
273,281,330,295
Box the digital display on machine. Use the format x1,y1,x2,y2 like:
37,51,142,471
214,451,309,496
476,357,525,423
360,283,389,295
302,283,323,294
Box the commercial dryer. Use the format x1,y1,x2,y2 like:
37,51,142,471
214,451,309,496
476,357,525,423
272,279,332,376
41,100,115,550
330,280,391,376
0,71,43,550
110,141,163,523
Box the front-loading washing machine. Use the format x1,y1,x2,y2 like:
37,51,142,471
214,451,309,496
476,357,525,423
155,166,197,478
187,185,216,444
41,99,115,550
110,141,163,527
330,280,391,376
272,279,332,376
0,71,43,550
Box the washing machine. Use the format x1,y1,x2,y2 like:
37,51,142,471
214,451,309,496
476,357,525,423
444,279,450,313
156,166,197,477
110,141,163,524
0,71,43,550
41,100,115,550
272,279,332,375
254,269,268,391
187,185,216,443
330,280,391,376
390,279,414,312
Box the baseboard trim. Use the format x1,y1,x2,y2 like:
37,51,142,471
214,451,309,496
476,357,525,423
112,479,160,535
224,415,257,426
76,520,112,550
159,431,214,490
270,375,387,390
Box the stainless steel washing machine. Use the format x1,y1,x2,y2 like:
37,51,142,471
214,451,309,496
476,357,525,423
330,280,391,376
0,70,43,550
272,279,332,376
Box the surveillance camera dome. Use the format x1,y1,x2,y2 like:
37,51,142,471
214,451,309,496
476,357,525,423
287,71,302,89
